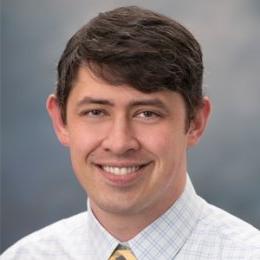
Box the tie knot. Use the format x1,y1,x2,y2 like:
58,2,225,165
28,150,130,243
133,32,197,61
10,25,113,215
109,244,137,260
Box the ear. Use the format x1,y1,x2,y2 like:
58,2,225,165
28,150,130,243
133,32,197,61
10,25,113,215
46,94,70,146
187,96,211,147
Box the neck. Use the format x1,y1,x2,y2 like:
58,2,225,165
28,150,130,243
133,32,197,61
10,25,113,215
90,174,187,242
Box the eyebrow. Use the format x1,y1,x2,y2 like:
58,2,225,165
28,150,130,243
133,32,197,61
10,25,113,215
76,97,114,108
76,96,169,111
128,99,168,110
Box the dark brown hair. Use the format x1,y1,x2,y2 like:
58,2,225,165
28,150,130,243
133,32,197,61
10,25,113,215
56,6,204,125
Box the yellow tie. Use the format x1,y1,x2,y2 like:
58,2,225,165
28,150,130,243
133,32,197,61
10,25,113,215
109,244,137,260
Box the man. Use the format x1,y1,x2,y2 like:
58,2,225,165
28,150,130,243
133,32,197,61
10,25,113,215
2,6,260,260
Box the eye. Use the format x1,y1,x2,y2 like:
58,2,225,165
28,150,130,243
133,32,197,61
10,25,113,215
79,109,106,118
136,111,161,120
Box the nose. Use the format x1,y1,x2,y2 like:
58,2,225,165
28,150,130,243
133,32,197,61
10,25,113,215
101,117,140,155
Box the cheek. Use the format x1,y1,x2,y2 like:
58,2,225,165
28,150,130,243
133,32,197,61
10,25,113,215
138,125,186,156
67,123,107,155
144,135,169,154
138,126,188,180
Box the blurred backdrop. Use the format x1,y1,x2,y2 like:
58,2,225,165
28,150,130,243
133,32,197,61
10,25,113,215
1,0,260,252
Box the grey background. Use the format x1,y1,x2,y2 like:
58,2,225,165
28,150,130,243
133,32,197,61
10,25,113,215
1,0,260,253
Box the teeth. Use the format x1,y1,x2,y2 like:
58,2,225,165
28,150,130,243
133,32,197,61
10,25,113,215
102,166,140,175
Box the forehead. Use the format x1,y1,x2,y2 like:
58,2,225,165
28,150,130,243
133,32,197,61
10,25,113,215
68,67,185,109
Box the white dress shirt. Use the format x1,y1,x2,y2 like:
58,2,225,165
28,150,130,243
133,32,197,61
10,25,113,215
2,177,260,259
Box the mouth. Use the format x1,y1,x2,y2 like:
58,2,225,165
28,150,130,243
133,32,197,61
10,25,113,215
99,165,145,176
93,161,152,186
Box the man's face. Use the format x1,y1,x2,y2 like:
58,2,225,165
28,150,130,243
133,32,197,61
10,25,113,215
48,67,208,220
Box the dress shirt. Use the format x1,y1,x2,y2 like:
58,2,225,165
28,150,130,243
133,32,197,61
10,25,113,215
2,176,260,259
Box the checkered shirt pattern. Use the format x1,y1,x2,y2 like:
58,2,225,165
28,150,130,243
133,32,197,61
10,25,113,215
2,176,260,259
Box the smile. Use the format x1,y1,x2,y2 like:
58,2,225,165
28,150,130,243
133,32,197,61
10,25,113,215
101,165,141,175
95,162,152,186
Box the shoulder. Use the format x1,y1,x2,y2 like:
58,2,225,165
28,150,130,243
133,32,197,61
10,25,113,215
1,211,89,260
200,203,260,245
189,200,260,259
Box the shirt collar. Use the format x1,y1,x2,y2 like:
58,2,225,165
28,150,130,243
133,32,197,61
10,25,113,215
87,175,204,260
87,200,119,260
